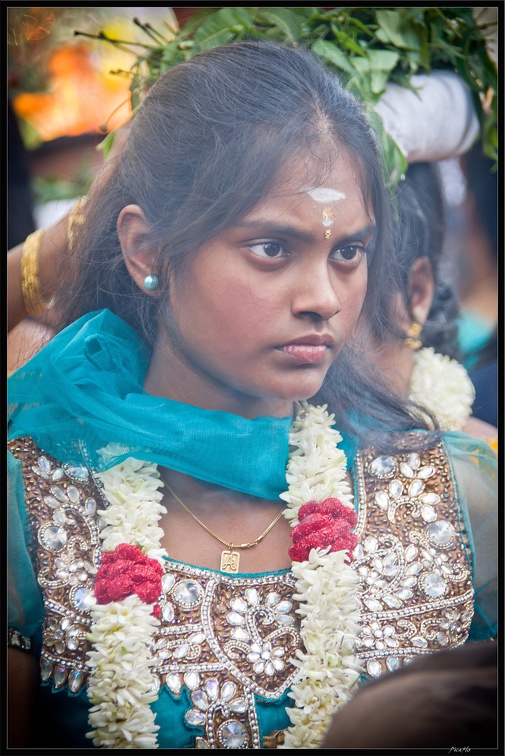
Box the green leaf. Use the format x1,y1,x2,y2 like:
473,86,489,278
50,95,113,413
368,109,408,194
401,8,429,27
344,15,376,38
130,78,141,112
256,7,305,43
330,25,368,57
192,7,252,51
368,49,400,71
346,50,400,95
194,29,236,53
311,39,355,75
419,36,431,70
18,118,43,150
370,69,390,96
32,176,90,203
96,131,116,161
292,7,319,21
160,40,185,66
404,48,422,73
375,10,421,50
351,56,371,75
176,8,222,37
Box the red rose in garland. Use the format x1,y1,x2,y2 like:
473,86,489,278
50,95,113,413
95,542,163,616
289,498,357,563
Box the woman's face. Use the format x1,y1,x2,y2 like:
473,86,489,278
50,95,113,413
152,151,375,416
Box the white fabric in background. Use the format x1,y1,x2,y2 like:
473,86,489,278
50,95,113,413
34,197,78,230
377,70,480,163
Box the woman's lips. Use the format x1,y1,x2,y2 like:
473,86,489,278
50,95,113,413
278,344,329,363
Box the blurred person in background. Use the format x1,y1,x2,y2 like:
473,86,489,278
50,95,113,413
322,641,497,749
457,142,498,428
369,161,497,447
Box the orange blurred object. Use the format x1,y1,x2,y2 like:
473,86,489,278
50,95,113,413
13,42,132,141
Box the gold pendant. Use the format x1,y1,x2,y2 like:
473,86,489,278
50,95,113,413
220,550,240,573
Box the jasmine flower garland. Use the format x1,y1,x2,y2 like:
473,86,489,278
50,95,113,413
86,596,161,748
279,402,362,749
85,404,362,749
409,347,475,431
85,459,167,749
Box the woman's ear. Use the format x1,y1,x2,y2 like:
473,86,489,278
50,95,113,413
117,205,161,297
408,256,435,327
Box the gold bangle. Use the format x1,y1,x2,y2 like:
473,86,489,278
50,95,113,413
21,229,48,317
68,196,87,255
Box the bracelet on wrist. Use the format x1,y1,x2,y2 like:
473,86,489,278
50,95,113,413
21,229,50,317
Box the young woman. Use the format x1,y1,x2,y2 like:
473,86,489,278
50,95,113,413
8,42,497,749
370,162,497,444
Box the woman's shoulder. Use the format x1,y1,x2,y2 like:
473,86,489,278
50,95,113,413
355,431,453,491
353,428,497,520
8,435,95,511
355,426,497,466
8,435,61,473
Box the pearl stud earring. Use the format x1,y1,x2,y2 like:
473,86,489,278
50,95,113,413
143,274,159,291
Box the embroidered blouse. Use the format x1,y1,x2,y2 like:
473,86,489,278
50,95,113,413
7,311,497,748
7,432,497,749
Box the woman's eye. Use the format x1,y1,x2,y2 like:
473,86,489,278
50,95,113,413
249,242,286,258
330,245,365,263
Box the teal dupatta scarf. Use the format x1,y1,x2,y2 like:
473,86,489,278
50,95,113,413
8,309,304,501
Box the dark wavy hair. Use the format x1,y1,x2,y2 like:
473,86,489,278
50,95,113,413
387,162,461,360
56,40,437,448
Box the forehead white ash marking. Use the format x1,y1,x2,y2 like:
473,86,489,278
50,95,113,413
305,187,347,203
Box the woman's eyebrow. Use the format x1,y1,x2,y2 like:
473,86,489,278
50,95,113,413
235,220,376,245
336,225,377,246
235,220,315,243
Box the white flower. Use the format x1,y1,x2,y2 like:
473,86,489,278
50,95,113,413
87,451,168,748
97,457,167,562
280,403,354,521
279,402,362,749
409,347,475,431
86,596,161,748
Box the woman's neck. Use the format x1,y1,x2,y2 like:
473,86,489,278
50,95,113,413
144,329,295,419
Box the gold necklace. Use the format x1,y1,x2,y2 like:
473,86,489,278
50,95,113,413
164,481,285,573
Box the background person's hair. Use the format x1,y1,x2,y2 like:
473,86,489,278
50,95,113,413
56,40,436,446
383,162,461,360
322,641,497,749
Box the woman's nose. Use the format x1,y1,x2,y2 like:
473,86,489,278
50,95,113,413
291,263,341,321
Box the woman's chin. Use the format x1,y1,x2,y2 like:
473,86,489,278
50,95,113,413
267,372,327,403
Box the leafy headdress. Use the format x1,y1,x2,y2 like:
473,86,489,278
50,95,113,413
77,6,497,191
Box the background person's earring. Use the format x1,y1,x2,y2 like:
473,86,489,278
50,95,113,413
405,321,423,350
143,274,159,291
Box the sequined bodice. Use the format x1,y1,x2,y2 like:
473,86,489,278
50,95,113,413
354,442,473,678
9,436,474,748
152,562,300,747
10,438,302,748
